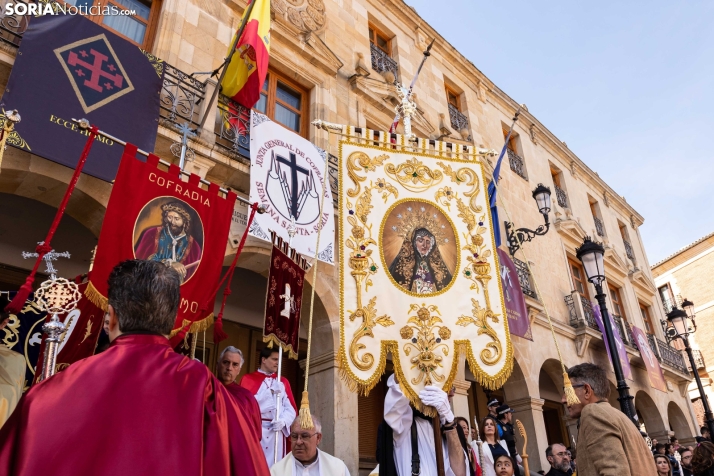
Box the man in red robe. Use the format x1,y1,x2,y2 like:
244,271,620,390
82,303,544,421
0,260,269,476
217,345,261,441
241,346,297,467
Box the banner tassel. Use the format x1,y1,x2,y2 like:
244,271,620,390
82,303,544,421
299,390,313,429
4,126,99,314
204,202,259,343
563,372,580,406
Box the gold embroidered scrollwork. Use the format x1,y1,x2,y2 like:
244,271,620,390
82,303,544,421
346,151,389,197
456,298,502,366
348,296,394,371
385,158,443,193
437,162,481,212
401,304,451,385
1,314,20,349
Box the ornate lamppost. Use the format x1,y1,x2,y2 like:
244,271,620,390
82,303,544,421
504,184,552,256
576,236,638,425
667,300,714,437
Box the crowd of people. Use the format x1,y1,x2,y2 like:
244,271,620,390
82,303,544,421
3,259,714,476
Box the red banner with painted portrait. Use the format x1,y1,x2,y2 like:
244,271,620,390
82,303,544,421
86,144,236,343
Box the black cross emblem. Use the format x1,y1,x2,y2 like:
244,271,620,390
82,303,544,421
277,152,309,219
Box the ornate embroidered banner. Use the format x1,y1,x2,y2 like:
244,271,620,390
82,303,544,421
338,132,513,413
263,234,309,360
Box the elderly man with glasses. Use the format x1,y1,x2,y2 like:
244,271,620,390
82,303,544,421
545,444,572,476
270,415,350,476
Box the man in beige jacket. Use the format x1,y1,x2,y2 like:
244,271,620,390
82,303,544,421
562,363,656,476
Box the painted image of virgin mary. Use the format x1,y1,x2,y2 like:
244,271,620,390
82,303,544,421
388,228,453,294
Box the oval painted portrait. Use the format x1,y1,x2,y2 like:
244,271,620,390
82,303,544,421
380,199,459,296
133,196,204,285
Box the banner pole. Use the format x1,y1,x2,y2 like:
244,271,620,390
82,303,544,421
274,216,296,464
195,0,258,134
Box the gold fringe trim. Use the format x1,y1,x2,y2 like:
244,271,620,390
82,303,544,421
168,314,214,339
85,281,109,311
263,334,299,360
298,390,314,429
563,371,581,405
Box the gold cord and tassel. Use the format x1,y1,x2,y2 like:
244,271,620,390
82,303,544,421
299,131,331,430
491,172,580,405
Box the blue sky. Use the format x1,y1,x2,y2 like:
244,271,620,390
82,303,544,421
403,0,714,264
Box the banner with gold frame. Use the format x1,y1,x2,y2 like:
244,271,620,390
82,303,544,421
338,129,513,414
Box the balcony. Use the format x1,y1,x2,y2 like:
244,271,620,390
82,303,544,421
512,256,537,299
214,94,251,165
593,216,605,237
564,293,598,331
623,240,635,260
612,315,635,347
555,185,568,208
160,63,206,130
370,42,398,80
507,149,528,180
448,104,471,140
0,0,31,49
686,349,706,372
654,337,689,375
623,320,635,345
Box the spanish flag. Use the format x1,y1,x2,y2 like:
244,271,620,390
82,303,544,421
221,0,270,109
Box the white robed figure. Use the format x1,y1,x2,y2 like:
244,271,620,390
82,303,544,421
240,347,298,467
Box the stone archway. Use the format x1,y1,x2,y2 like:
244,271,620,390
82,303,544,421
668,401,694,440
635,390,667,439
538,359,569,449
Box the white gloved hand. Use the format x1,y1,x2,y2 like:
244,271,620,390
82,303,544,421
419,386,454,425
270,419,286,432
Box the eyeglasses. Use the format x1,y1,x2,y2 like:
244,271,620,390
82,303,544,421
290,432,318,441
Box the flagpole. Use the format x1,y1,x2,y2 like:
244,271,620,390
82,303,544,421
274,216,296,464
389,39,435,134
195,0,259,134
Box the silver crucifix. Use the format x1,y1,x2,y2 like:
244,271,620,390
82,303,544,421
22,242,71,280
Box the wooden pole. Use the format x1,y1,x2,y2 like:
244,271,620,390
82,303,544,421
433,415,446,476
516,419,529,476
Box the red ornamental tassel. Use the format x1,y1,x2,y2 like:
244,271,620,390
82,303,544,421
4,126,99,314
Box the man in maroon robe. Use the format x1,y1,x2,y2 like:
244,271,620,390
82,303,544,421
0,260,269,476
217,345,261,441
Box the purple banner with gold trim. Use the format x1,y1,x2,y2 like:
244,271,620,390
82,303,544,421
497,249,532,340
593,302,632,380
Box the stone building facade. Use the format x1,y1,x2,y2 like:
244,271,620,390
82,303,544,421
0,0,698,474
652,232,714,430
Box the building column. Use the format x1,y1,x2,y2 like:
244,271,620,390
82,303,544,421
301,351,359,475
509,397,549,472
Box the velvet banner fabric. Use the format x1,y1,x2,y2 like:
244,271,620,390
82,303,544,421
0,334,270,476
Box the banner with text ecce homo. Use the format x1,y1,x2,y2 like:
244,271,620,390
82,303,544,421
632,325,668,392
0,13,163,182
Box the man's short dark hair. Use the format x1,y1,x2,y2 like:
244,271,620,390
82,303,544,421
108,260,180,335
260,346,279,361
702,426,711,435
546,443,566,458
656,443,666,451
679,447,692,456
566,363,611,399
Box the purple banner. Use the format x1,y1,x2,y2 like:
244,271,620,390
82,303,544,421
592,302,632,380
497,249,532,341
631,326,668,392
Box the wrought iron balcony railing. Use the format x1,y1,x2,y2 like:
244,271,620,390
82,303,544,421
565,294,598,331
686,349,706,372
655,337,689,375
594,216,605,237
623,240,635,260
370,42,398,79
612,315,632,346
448,104,471,140
214,94,251,165
512,256,537,299
623,320,635,345
507,149,527,180
648,332,658,358
555,185,568,208
160,62,206,130
0,0,33,48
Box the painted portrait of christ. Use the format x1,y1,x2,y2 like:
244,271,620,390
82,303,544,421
134,199,203,283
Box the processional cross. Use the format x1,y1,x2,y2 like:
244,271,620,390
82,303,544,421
22,242,71,280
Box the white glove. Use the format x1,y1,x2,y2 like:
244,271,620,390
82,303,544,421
419,386,454,425
270,419,286,432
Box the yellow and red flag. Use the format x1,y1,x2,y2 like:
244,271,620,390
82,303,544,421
221,0,270,109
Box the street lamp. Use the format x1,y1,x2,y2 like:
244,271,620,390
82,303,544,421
667,301,714,438
505,184,552,256
576,236,638,425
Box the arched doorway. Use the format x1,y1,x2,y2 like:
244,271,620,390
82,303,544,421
668,401,693,440
0,192,98,288
538,359,569,448
635,390,667,438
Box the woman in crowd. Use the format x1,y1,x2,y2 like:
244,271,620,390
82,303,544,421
692,442,714,476
480,416,510,476
494,455,515,476
668,443,683,476
656,454,673,476
455,416,482,476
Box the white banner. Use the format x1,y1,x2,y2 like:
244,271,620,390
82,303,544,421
249,111,334,264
